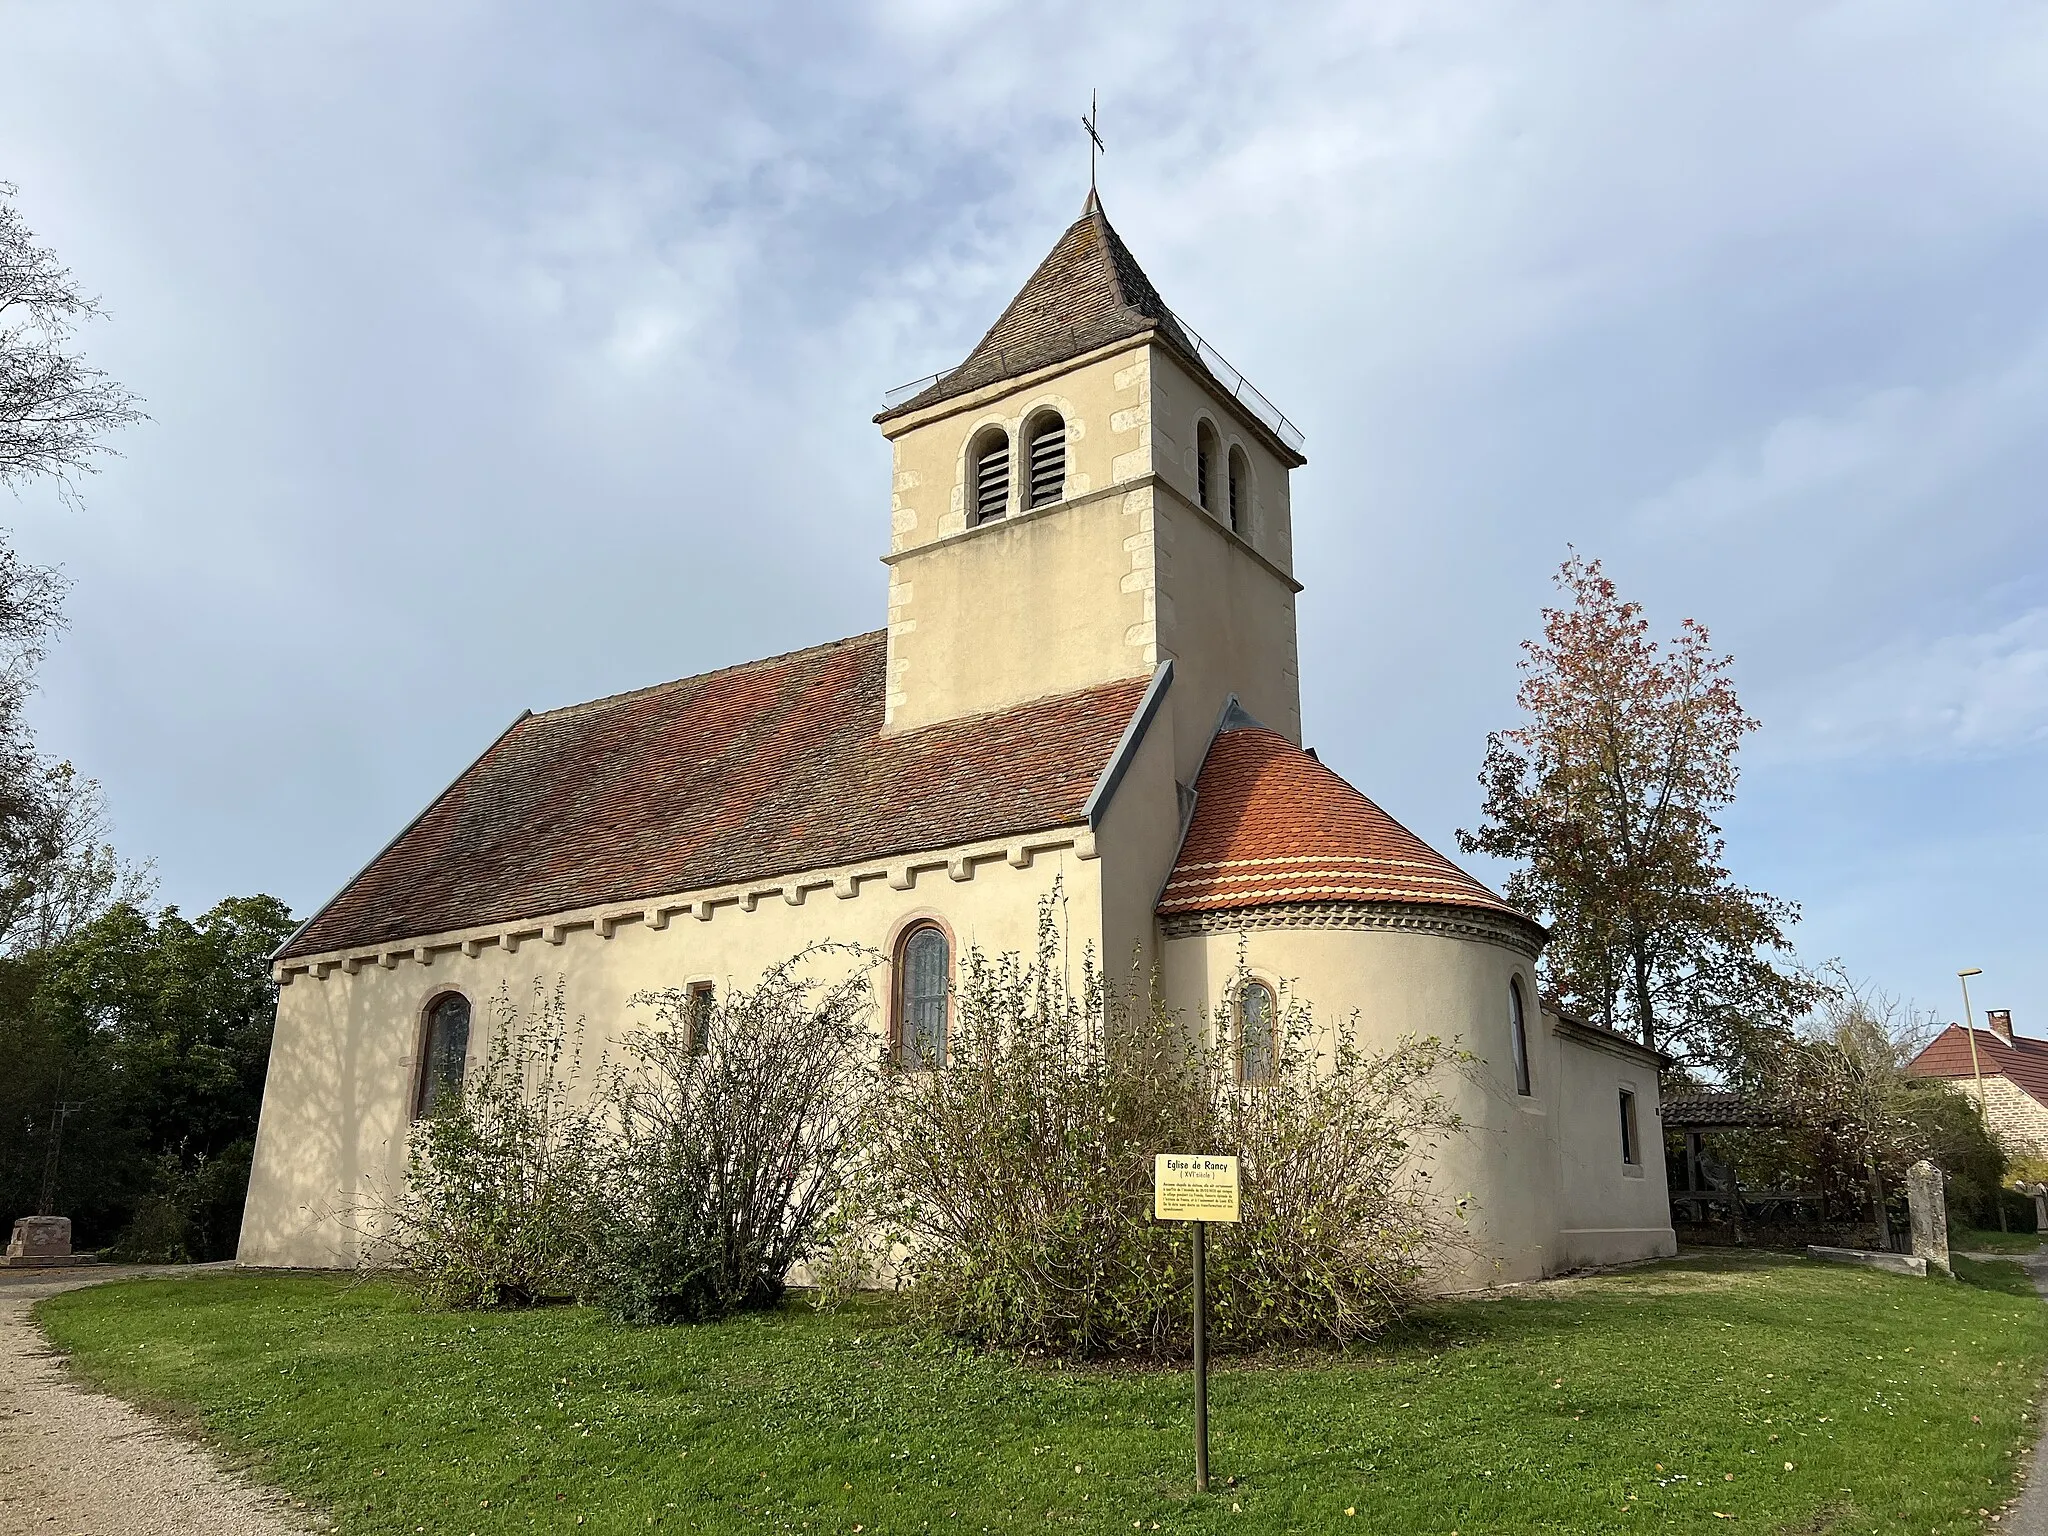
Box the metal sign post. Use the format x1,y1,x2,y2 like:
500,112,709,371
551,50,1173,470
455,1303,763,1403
1154,1154,1240,1494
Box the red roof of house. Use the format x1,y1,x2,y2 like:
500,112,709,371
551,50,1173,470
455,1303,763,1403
1908,1024,2048,1109
281,632,1149,960
1157,721,1535,929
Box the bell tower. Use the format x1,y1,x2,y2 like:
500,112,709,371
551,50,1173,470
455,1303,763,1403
874,194,1308,786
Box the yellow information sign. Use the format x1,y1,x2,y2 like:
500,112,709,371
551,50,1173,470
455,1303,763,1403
1153,1153,1241,1223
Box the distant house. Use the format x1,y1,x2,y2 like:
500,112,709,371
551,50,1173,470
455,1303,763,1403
1906,1010,2048,1156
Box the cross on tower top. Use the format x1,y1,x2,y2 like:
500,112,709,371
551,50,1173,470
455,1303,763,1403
1082,91,1105,193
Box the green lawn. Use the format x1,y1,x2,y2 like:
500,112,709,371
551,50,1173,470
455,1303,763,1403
34,1253,2048,1535
1953,1227,2045,1256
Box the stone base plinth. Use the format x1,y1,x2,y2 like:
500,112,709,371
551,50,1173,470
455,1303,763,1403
0,1252,95,1268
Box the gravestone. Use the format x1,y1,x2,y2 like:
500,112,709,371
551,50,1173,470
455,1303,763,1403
2032,1184,2047,1236
1905,1160,1950,1275
2,1215,74,1267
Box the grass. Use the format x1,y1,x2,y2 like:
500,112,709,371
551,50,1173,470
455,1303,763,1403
1953,1227,2045,1256
34,1252,2048,1536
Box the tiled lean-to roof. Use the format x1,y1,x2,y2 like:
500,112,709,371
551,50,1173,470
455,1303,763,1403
1158,720,1536,928
1910,1024,2048,1110
281,633,1150,961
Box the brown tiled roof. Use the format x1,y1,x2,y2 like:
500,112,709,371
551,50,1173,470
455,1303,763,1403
1909,1024,2048,1109
878,192,1201,423
1662,1089,1769,1128
282,633,1149,960
1157,721,1536,929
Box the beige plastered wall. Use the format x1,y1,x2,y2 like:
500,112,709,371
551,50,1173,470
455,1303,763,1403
877,340,1302,759
1158,920,1675,1288
1549,1024,1678,1269
240,832,1106,1270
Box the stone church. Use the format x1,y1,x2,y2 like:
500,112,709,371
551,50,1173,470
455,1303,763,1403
240,194,1676,1286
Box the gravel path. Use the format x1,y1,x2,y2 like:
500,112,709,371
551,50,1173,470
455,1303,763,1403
0,1265,312,1536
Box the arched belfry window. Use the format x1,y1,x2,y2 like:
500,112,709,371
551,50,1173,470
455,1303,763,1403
415,992,471,1118
1227,448,1248,535
1026,413,1065,509
971,429,1010,526
1237,980,1277,1084
1509,978,1532,1096
896,923,950,1069
1196,421,1219,514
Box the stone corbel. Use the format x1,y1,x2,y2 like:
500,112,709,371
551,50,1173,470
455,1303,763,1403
413,947,433,966
691,900,715,922
1006,844,1033,869
543,924,567,946
379,951,401,970
887,865,915,892
834,874,860,900
948,855,974,883
1075,831,1099,861
646,907,671,931
461,939,486,958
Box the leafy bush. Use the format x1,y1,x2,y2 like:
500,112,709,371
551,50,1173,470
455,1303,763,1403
360,980,604,1308
827,907,1467,1358
582,953,876,1324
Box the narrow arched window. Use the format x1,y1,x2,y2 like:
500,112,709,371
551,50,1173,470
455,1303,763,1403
897,923,950,1069
1509,978,1532,1096
1237,980,1277,1084
971,429,1010,525
415,993,471,1117
1196,421,1219,514
1026,413,1065,508
1227,448,1248,535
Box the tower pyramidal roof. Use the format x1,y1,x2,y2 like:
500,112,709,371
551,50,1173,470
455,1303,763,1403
878,193,1303,460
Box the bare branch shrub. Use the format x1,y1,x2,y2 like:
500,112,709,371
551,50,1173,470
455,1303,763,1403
826,901,1468,1358
581,950,878,1323
360,979,604,1309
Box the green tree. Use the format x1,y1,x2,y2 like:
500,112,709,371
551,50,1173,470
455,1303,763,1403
0,894,295,1257
1458,554,1815,1070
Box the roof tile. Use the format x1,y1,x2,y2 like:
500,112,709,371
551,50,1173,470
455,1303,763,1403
283,633,1147,959
1159,724,1531,925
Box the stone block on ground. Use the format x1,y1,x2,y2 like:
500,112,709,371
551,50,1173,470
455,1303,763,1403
1806,1243,1928,1277
1,1216,91,1267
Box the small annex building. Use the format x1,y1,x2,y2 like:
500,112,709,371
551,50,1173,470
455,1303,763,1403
1908,1011,2048,1159
240,194,1677,1287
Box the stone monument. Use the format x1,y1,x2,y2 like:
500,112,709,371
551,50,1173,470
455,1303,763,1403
1905,1160,1951,1275
2,1215,87,1268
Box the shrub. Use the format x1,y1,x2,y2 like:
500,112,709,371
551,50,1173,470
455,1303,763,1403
361,980,604,1308
581,952,877,1324
827,905,1467,1358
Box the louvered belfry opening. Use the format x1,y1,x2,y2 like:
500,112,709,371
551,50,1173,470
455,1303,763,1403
973,431,1010,524
1026,414,1065,508
1197,421,1218,512
1228,448,1246,534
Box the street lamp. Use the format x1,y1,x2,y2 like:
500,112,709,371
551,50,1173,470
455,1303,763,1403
1959,968,2004,1233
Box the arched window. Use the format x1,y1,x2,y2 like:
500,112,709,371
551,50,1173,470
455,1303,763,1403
415,992,471,1118
1026,413,1065,509
1237,980,1277,1084
1196,421,1219,514
971,429,1010,526
1509,978,1532,1096
896,923,950,1069
1227,448,1248,535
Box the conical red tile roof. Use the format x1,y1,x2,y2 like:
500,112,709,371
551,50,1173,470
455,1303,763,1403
1158,724,1536,927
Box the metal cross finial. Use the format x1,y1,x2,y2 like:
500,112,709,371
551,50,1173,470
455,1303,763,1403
1082,90,1105,193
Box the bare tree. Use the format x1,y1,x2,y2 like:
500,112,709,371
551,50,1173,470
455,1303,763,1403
1,182,145,496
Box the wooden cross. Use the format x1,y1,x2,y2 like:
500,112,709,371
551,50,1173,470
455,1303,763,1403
1082,91,1105,193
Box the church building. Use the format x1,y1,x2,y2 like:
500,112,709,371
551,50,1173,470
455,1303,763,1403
240,194,1676,1286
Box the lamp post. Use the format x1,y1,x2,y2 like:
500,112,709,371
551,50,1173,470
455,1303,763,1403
1959,968,2004,1233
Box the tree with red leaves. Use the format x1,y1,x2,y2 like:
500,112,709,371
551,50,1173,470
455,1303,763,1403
1458,555,1814,1071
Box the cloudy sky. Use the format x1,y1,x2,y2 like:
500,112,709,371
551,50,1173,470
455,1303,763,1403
4,1,2045,1029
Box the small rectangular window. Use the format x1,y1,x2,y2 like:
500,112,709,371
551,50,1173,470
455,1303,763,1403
1618,1088,1640,1166
686,981,714,1057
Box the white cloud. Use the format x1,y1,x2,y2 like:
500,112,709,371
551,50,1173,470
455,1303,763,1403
1775,607,2048,763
